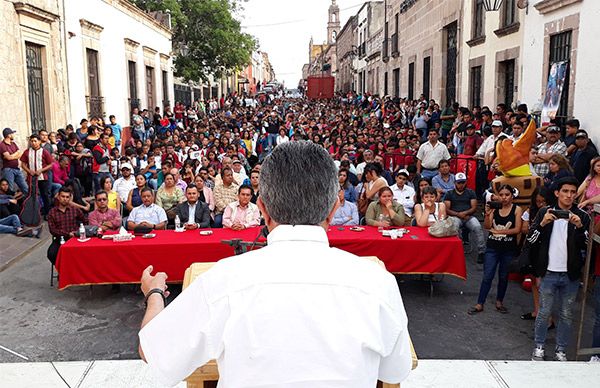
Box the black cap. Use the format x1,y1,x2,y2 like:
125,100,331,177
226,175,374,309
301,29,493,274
2,128,16,138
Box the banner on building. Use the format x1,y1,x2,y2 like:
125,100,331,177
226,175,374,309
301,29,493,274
541,61,568,124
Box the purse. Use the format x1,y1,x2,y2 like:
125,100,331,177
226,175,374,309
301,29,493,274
357,188,370,215
428,217,459,238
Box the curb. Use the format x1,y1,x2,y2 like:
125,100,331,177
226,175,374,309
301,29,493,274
0,232,51,273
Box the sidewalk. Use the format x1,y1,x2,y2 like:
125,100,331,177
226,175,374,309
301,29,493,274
0,223,50,273
0,359,598,388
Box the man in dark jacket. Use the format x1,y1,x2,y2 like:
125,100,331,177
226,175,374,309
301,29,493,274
569,130,598,184
175,185,210,229
527,176,590,361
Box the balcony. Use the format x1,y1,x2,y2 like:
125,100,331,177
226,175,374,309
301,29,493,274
86,95,105,119
391,33,399,57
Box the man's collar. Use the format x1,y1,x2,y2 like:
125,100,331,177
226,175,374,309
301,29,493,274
267,225,328,246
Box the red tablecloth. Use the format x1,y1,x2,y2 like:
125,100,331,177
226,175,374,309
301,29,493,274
56,226,466,289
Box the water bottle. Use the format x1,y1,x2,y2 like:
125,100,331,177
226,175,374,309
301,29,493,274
60,236,65,245
79,223,86,240
175,215,181,230
378,214,384,233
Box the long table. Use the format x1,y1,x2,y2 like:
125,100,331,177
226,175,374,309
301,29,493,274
55,226,466,290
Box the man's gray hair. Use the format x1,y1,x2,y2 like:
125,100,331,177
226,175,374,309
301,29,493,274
260,141,338,225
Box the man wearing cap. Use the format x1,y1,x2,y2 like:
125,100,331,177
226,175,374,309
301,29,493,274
533,126,567,177
570,131,599,184
112,163,136,203
232,159,248,181
390,170,416,219
444,173,485,263
475,120,506,164
0,128,28,195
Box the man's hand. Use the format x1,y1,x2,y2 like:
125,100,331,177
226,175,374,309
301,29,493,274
184,223,198,230
569,213,583,228
540,211,557,227
140,265,170,297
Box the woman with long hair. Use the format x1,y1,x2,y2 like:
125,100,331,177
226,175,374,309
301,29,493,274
155,173,184,221
365,187,405,227
100,175,120,210
338,169,357,203
469,185,522,315
543,154,574,189
126,173,148,211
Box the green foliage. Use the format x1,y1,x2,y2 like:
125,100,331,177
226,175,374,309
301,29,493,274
131,0,257,82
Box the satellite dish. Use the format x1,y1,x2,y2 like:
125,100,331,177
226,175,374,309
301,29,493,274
517,0,529,9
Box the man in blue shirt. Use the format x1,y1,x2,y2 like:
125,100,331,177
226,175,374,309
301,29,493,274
431,160,455,197
332,188,359,226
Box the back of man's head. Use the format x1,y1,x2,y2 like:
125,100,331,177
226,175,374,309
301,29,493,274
260,141,338,225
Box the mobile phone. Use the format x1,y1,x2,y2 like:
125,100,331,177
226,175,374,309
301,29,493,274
142,233,156,239
488,201,503,210
549,209,570,219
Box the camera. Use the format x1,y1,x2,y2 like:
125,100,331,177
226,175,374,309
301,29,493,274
488,201,503,210
549,209,570,219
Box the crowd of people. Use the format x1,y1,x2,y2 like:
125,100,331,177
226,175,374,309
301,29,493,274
0,90,598,362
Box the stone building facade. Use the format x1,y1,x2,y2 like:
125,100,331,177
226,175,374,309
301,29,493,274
0,0,69,147
459,0,525,109
336,15,357,93
381,0,463,106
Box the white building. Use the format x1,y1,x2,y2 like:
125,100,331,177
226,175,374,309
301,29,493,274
459,0,525,109
522,0,600,139
64,0,173,126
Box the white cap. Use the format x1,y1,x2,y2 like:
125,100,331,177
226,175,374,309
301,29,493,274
120,162,133,171
492,120,503,127
455,172,467,182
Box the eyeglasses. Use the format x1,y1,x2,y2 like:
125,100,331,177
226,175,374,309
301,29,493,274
96,198,108,202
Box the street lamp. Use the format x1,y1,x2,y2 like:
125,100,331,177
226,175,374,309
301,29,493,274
483,0,503,11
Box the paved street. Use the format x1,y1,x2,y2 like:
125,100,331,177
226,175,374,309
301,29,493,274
0,233,595,364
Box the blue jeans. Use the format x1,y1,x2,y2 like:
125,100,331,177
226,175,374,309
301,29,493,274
267,133,278,151
2,167,28,195
477,247,514,305
0,214,22,234
212,213,223,228
593,277,600,356
534,271,580,351
451,216,486,254
421,169,438,180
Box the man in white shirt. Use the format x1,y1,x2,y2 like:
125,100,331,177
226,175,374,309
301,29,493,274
112,163,136,202
390,170,415,217
138,141,412,387
416,130,450,180
356,149,374,180
222,185,261,230
127,188,167,230
475,120,506,163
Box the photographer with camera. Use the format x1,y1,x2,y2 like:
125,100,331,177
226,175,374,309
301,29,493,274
527,176,591,361
468,185,522,316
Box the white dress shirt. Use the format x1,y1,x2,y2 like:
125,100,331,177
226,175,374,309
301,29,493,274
139,225,411,387
390,184,416,216
112,176,137,202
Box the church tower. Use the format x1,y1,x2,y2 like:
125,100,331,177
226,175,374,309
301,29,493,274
327,0,340,45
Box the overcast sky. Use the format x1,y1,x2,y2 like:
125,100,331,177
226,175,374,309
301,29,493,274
240,0,363,87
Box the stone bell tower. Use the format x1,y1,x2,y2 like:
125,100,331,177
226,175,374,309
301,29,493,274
327,0,340,45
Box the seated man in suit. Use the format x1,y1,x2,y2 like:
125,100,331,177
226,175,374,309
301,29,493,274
127,188,167,231
175,184,210,230
222,185,261,230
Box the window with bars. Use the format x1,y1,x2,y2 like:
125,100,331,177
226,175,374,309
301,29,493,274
469,66,482,108
146,66,155,109
408,62,415,100
501,59,515,107
25,42,46,133
549,30,572,119
502,0,517,27
473,0,485,39
423,56,431,100
393,68,400,98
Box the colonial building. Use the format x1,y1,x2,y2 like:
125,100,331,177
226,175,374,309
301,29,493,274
302,1,340,82
459,0,525,109
381,0,463,105
336,15,358,93
0,0,70,147
363,2,385,95
64,0,174,125
521,0,598,134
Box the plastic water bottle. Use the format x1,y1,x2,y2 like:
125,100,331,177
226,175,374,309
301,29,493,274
175,215,181,230
60,236,65,245
79,223,86,240
378,214,384,233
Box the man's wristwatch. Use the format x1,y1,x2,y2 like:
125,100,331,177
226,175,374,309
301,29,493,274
144,288,166,307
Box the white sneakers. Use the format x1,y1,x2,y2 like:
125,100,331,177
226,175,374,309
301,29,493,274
532,346,545,361
554,350,568,361
590,355,600,363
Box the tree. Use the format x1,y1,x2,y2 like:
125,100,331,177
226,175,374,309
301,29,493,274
132,0,257,82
